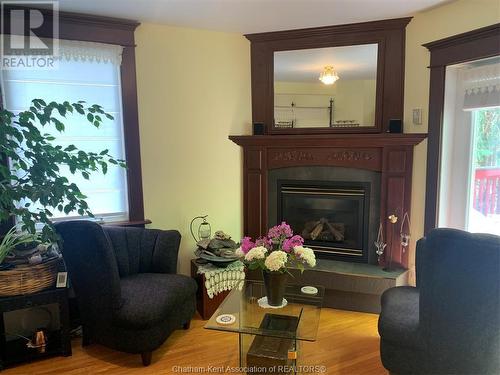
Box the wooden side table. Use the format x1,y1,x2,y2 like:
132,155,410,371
0,288,72,370
191,259,231,320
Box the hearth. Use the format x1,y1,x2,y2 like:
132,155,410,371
278,180,370,261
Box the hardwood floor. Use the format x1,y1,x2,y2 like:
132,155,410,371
4,308,386,374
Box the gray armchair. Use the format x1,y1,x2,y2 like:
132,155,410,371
378,228,500,374
56,221,197,366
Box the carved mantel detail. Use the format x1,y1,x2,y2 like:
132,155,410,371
327,150,374,161
267,147,382,171
270,150,314,162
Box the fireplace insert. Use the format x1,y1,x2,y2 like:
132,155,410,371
277,180,370,262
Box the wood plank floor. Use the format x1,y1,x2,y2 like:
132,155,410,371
4,308,386,374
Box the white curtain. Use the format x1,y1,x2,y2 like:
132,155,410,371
1,39,129,222
57,39,123,65
462,62,500,111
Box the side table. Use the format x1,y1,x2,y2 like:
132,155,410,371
191,259,231,320
0,288,72,369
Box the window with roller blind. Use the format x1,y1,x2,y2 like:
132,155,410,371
1,39,130,223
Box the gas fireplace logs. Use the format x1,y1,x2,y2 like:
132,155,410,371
302,218,345,242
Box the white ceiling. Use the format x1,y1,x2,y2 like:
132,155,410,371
57,0,450,34
275,44,378,82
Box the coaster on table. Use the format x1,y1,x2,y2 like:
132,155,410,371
301,286,318,295
215,314,236,325
257,296,288,309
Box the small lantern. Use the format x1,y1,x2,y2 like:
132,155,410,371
190,215,212,242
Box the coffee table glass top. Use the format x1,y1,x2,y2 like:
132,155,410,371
205,279,324,341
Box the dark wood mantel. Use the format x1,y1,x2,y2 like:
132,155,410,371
230,133,427,147
230,133,426,269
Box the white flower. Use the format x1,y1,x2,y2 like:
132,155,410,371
244,246,268,262
293,246,316,267
264,250,288,271
235,247,244,258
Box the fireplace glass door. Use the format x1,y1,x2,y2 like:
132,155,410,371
278,181,370,261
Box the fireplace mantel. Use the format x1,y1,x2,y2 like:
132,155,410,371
230,133,426,269
230,133,427,148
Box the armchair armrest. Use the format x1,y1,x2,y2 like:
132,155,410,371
378,286,422,348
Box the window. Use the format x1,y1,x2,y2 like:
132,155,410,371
1,39,129,222
469,108,500,233
438,57,500,235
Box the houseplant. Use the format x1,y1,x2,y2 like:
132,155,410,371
0,99,126,258
236,222,316,306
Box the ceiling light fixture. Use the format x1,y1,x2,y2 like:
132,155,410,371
319,66,339,85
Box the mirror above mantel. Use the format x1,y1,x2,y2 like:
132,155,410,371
274,44,378,129
245,17,412,135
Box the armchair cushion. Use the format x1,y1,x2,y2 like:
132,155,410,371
115,273,197,330
104,226,181,277
379,286,421,349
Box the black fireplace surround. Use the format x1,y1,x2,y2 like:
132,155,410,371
268,166,381,264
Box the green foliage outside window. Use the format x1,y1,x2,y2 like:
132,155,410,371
474,108,500,168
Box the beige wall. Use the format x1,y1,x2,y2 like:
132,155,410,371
134,0,499,276
135,24,251,274
404,0,500,280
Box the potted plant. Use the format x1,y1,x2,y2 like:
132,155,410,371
236,222,316,306
0,99,125,292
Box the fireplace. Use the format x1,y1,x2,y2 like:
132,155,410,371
230,133,426,269
268,166,381,264
277,180,370,262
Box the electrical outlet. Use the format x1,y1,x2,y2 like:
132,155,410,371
412,108,422,125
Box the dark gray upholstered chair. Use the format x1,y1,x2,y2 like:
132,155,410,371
56,220,197,366
378,228,500,375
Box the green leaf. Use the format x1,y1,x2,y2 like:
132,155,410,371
100,162,108,174
87,113,94,123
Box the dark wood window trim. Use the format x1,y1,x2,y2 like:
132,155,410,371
423,23,500,234
1,7,147,225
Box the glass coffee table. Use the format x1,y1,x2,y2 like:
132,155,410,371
205,279,324,374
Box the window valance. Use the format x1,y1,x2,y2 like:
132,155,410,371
462,62,500,111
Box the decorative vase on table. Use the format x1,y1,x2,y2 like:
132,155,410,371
236,222,317,307
262,270,288,306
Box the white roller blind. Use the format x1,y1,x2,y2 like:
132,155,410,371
1,39,129,222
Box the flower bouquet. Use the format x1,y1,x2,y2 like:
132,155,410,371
236,222,316,306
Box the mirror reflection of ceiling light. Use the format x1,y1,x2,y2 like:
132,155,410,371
319,66,339,85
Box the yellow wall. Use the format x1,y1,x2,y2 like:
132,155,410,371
135,24,251,274
404,0,500,280
134,0,499,276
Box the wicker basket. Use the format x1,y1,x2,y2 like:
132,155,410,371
0,258,61,297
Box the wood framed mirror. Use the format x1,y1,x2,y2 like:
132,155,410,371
245,18,411,134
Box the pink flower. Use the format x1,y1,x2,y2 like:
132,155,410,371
255,236,272,248
282,235,304,252
267,222,293,241
240,237,255,254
